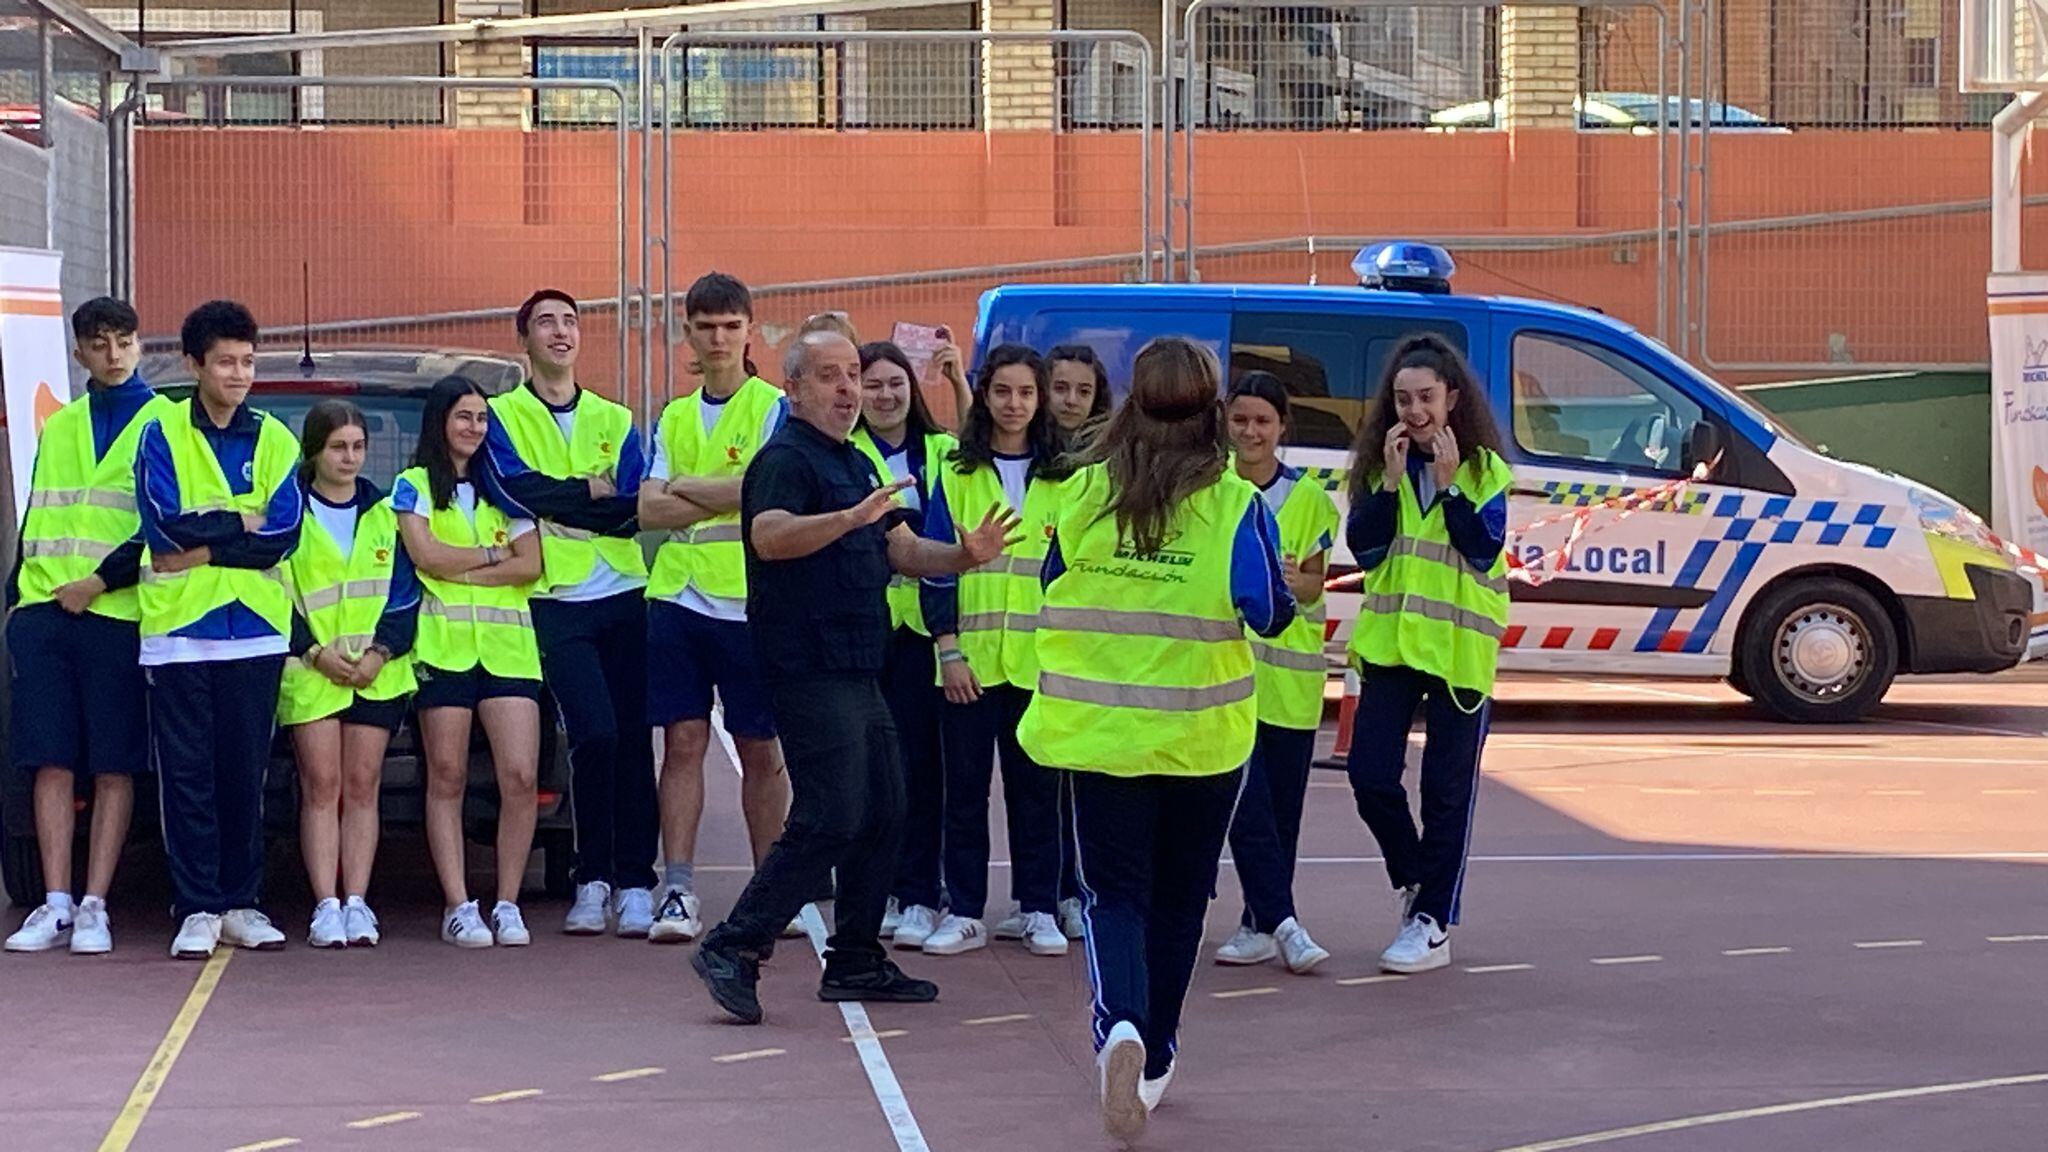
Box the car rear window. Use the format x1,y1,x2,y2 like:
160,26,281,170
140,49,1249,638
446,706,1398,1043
1228,311,1470,450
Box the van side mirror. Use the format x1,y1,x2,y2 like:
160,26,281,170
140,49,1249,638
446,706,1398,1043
1684,420,1723,475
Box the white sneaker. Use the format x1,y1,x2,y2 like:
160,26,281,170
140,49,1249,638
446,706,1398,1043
1214,925,1278,966
992,909,1027,939
1380,913,1450,974
1139,1062,1175,1113
891,905,940,950
308,898,347,949
783,908,812,939
70,898,111,956
564,881,611,936
5,903,73,953
1276,917,1331,974
922,915,987,956
492,902,531,947
171,912,222,960
1098,1020,1148,1142
614,887,656,939
1058,897,1086,941
221,909,287,951
648,888,702,944
343,897,380,947
441,901,494,949
1022,911,1068,956
881,897,903,939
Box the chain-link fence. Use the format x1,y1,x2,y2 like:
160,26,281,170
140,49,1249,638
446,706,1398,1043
1692,0,2016,371
1161,1,1676,346
122,74,636,408
652,25,1155,423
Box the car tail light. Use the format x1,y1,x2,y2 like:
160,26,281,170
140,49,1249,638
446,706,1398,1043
538,790,562,809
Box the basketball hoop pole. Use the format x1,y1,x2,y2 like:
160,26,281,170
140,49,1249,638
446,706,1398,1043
1992,93,2047,274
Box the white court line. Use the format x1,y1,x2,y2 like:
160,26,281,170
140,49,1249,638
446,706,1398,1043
1465,963,1535,974
592,1067,665,1083
1853,939,1925,950
1983,789,2040,796
1590,955,1662,966
470,1089,542,1105
1638,787,1700,795
1988,934,2048,943
1889,717,2045,740
1868,789,1925,797
693,849,2048,875
1722,946,1792,957
1336,974,1407,986
711,718,931,1152
1753,789,1816,796
344,1113,420,1131
1558,679,1722,703
1489,739,2041,768
1487,1070,2048,1152
1211,986,1281,1000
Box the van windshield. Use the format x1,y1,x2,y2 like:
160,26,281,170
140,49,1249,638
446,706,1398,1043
1664,356,1821,454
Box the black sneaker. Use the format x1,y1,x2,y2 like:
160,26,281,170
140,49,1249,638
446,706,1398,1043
819,957,939,1004
693,943,764,1024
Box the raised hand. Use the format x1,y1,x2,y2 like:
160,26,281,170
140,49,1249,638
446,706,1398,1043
960,507,1025,568
851,477,917,526
1382,424,1410,493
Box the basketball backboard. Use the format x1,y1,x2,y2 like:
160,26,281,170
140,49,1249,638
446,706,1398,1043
1964,0,2048,91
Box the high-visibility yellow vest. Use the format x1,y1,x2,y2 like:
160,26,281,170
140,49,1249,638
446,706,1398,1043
1253,473,1341,730
16,390,171,622
931,457,1066,688
1347,447,1515,697
278,497,418,725
645,377,782,602
487,384,649,594
396,466,540,680
1018,464,1260,777
138,402,298,642
851,426,957,636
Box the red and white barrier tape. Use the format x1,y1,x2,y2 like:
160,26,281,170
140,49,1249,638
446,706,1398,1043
1324,457,1717,593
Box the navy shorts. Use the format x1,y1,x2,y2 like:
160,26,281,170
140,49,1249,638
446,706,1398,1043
413,664,541,712
7,603,149,776
342,694,411,734
646,600,777,739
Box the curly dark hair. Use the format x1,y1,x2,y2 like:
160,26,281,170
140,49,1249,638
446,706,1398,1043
949,342,1070,481
1348,334,1505,504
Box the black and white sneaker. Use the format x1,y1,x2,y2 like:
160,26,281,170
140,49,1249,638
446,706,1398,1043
1379,913,1449,974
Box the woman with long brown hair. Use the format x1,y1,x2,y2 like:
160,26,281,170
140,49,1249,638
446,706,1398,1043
1018,336,1293,1142
279,400,419,948
1343,333,1512,976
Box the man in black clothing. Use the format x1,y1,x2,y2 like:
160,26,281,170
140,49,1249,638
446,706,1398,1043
692,330,1018,1025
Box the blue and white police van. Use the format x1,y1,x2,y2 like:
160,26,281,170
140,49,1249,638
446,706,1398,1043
974,244,2038,723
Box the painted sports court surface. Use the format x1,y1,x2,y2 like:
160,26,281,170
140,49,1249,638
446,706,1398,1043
9,672,2048,1152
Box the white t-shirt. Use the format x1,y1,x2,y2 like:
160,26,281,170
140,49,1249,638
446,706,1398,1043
649,393,788,621
993,455,1033,513
309,492,359,557
393,476,537,543
1256,470,1299,520
532,400,646,604
872,434,923,514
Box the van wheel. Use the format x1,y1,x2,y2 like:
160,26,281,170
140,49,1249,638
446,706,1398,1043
1737,578,1897,723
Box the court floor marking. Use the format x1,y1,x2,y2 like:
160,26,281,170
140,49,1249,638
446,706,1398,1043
96,949,233,1152
1488,739,2044,768
1487,1070,2048,1152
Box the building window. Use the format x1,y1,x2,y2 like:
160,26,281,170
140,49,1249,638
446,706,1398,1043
1905,37,1939,89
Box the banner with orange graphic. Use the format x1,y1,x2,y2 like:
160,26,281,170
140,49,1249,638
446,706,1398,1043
1988,275,2048,557
0,247,70,528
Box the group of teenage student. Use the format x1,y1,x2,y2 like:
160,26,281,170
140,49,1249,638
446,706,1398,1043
7,274,1510,1040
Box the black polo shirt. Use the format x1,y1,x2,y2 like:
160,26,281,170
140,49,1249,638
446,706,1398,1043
742,415,907,678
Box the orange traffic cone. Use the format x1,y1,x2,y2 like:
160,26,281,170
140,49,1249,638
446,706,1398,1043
1318,668,1360,769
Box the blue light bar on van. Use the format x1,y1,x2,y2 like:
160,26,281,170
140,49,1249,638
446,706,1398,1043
1354,241,1456,294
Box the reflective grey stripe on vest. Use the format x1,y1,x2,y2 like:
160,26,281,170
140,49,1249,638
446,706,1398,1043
1037,671,1256,712
972,553,1042,577
300,578,393,615
422,595,531,630
956,611,1006,634
28,488,135,513
668,523,743,546
21,537,116,562
1038,606,1242,643
1252,641,1327,674
1387,537,1508,594
1359,590,1507,640
541,520,596,542
1302,601,1328,626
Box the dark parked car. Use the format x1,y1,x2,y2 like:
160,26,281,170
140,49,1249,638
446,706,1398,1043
0,347,577,908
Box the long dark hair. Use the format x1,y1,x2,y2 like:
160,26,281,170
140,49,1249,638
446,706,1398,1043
1047,343,1113,421
413,374,489,510
857,340,939,443
297,398,368,488
1082,336,1229,557
1349,334,1505,504
949,342,1069,480
1225,370,1290,423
